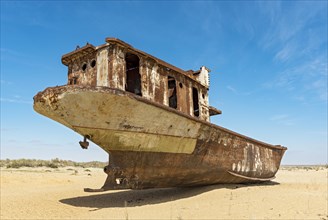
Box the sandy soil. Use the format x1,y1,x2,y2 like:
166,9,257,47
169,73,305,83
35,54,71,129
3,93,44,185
1,166,327,220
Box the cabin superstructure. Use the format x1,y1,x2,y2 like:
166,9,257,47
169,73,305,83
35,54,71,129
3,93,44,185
62,38,221,122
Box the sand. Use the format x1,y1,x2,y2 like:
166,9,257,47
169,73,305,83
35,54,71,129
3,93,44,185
1,166,327,220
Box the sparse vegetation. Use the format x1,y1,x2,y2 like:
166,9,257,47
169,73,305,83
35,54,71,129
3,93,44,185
280,165,327,171
0,158,107,169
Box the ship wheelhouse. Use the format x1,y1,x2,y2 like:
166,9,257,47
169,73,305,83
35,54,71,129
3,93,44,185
61,38,221,122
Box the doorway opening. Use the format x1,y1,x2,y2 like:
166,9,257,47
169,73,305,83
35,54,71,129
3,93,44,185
192,87,199,117
125,53,142,96
168,76,177,109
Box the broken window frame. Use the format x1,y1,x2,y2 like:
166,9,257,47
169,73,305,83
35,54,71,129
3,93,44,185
68,76,78,85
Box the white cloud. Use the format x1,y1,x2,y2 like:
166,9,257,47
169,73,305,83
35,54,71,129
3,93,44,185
270,114,295,126
226,85,238,94
255,2,327,104
0,48,25,59
258,1,326,59
226,85,258,97
308,79,328,101
274,43,296,62
0,98,32,105
270,114,289,121
0,80,13,85
264,55,328,102
257,1,281,24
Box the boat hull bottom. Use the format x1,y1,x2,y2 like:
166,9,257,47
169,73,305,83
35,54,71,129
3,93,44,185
84,150,276,192
84,169,274,192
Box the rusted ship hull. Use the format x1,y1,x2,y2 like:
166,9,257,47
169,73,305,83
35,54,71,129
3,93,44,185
34,85,286,191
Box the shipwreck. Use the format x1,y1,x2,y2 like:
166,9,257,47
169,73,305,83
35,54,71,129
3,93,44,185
33,37,287,191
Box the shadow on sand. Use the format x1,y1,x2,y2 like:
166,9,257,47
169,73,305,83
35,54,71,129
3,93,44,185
59,181,279,209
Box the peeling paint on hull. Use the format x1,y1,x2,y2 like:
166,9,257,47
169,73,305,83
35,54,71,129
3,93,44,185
34,85,287,190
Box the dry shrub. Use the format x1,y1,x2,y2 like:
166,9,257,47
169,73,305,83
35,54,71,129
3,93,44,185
1,158,107,169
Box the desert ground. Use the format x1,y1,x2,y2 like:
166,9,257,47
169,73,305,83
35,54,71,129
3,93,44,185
1,165,327,220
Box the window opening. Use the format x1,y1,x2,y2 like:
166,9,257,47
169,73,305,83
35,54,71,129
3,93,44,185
69,77,77,85
90,60,96,68
82,63,87,71
192,87,199,117
125,53,141,96
168,76,177,109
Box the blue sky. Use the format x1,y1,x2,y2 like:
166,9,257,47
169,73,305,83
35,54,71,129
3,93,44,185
1,1,327,164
